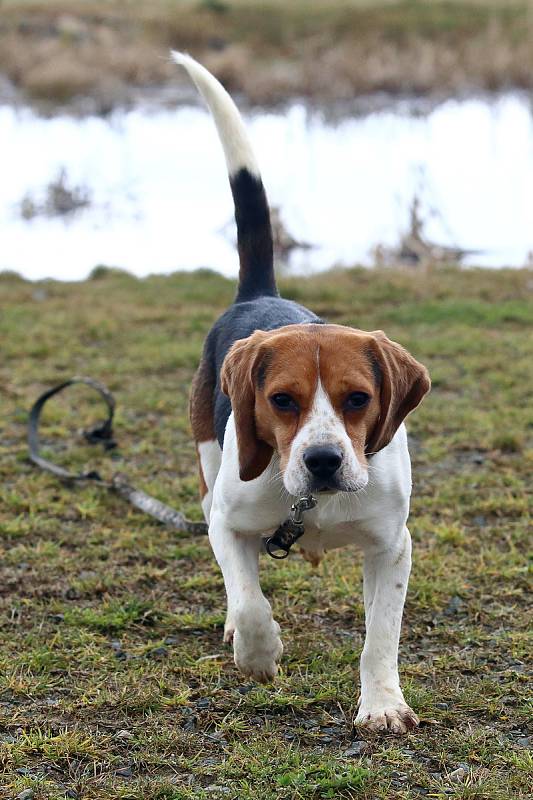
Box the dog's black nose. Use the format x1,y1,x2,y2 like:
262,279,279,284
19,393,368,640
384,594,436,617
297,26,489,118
303,445,343,480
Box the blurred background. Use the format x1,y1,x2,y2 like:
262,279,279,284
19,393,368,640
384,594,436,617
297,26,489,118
1,0,533,280
1,8,532,798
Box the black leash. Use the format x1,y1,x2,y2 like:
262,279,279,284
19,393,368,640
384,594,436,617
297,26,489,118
28,377,317,555
28,377,207,535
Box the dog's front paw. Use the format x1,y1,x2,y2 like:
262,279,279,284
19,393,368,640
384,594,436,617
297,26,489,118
355,698,419,735
233,618,283,683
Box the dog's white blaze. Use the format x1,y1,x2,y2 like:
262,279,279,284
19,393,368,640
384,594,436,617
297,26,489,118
198,438,222,522
172,51,260,178
283,379,368,496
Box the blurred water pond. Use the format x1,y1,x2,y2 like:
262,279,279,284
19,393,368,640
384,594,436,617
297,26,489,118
1,93,532,280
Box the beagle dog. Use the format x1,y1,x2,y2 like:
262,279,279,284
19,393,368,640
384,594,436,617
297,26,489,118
174,53,430,734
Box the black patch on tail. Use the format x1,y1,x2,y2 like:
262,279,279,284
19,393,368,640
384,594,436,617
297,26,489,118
230,168,277,303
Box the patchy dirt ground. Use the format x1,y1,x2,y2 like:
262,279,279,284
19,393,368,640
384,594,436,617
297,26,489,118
0,266,531,799
2,1,533,112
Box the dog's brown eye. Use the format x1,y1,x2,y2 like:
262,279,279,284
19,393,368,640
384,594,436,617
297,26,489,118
345,392,370,410
271,393,298,412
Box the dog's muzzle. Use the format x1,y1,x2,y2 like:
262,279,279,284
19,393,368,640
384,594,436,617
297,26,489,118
303,444,343,492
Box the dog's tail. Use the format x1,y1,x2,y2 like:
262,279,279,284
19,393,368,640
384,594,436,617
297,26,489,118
172,52,276,302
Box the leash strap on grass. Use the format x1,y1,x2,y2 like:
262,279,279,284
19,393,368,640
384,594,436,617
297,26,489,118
28,377,208,536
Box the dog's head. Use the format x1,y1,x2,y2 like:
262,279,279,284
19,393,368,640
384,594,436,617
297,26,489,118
221,324,430,495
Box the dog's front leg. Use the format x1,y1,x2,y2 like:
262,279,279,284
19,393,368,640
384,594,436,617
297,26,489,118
356,526,419,734
209,511,282,683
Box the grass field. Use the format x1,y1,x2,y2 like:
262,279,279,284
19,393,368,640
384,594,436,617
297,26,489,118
0,265,531,799
2,1,533,109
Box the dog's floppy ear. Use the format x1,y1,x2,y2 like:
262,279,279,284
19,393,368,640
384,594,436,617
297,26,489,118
366,330,430,455
220,332,273,481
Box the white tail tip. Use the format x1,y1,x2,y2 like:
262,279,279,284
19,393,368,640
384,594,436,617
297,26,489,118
171,50,260,178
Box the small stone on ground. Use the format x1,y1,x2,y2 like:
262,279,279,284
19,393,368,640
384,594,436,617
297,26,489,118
343,740,370,757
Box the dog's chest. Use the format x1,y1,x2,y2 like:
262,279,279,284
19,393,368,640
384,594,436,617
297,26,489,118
294,502,373,553
297,519,365,558
227,484,377,547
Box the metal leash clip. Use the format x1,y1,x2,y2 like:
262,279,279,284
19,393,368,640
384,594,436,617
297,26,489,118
265,494,317,559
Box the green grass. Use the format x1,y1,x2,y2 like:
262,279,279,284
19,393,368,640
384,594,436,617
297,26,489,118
0,265,531,799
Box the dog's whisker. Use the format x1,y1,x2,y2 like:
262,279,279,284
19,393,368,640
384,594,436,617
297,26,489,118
267,471,284,486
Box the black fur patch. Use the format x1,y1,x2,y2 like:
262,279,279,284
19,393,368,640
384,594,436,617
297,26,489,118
230,168,277,302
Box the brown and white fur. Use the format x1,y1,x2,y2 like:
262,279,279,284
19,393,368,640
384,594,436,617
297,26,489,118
174,52,431,734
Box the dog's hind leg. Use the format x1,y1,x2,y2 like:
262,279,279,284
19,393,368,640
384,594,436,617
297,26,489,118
197,439,221,523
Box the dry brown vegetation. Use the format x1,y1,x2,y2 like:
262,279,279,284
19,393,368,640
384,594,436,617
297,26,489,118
1,1,533,111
